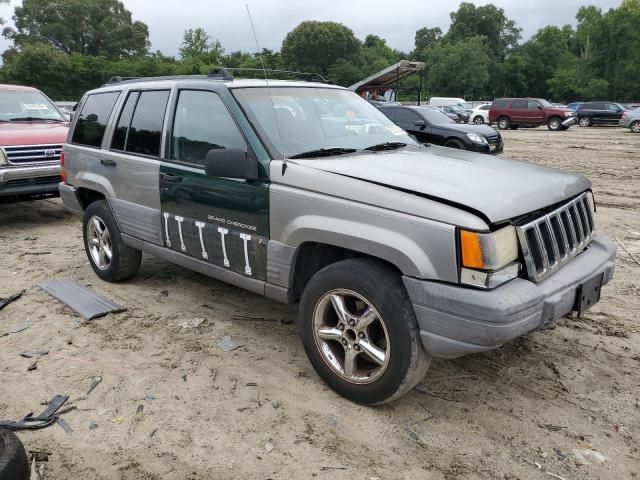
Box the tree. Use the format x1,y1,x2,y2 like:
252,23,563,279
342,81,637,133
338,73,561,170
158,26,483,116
179,28,224,66
447,2,520,60
3,0,150,58
281,21,362,76
413,27,442,59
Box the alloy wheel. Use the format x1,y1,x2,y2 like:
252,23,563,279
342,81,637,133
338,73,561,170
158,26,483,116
474,116,484,125
631,121,640,133
312,289,390,384
88,216,112,270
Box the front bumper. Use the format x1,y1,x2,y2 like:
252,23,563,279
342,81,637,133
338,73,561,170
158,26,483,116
470,141,503,155
0,164,61,198
403,234,616,359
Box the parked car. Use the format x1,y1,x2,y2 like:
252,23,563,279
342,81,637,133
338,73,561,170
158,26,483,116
567,102,583,111
469,103,492,125
620,109,640,133
0,84,68,202
576,102,627,127
428,97,471,110
380,105,502,154
439,105,470,123
489,97,576,131
60,73,615,404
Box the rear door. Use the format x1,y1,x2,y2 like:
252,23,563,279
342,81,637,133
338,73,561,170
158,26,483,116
510,99,529,123
159,88,269,280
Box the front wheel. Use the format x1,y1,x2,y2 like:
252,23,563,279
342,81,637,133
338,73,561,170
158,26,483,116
473,115,484,125
547,117,562,131
298,258,431,404
83,200,142,282
497,117,511,130
444,138,466,150
631,121,640,133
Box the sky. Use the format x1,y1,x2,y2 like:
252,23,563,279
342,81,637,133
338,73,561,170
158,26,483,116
0,0,622,57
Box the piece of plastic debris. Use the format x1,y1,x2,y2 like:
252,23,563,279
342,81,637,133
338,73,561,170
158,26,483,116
0,395,69,431
0,291,24,311
217,335,239,352
145,393,156,401
87,376,102,395
573,448,606,466
136,405,144,415
264,439,274,453
38,279,126,320
613,423,628,433
20,350,49,359
177,318,205,329
271,400,281,409
553,448,566,461
88,421,98,430
27,362,37,371
57,417,73,434
110,417,126,424
9,321,32,334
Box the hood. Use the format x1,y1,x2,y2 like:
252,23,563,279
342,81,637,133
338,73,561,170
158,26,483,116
295,146,590,224
0,122,69,147
435,122,498,137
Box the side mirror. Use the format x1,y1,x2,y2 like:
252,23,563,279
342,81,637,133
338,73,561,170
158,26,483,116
205,148,258,181
414,119,426,129
63,112,72,122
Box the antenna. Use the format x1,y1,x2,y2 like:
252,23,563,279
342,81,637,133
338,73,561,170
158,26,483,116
245,3,287,175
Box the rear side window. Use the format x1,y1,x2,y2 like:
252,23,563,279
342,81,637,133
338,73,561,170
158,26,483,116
126,90,170,157
394,108,421,124
491,99,509,108
170,90,247,166
480,104,491,110
512,99,528,109
72,92,120,148
111,91,140,151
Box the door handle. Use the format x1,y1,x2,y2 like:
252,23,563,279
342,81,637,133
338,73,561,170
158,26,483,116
160,173,183,183
100,159,117,167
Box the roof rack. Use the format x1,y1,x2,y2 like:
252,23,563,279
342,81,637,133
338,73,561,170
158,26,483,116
222,68,329,83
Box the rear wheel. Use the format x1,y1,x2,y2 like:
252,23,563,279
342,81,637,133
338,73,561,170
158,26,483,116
0,429,29,480
444,138,465,150
298,258,431,404
83,200,142,282
631,121,640,133
473,115,484,125
578,116,592,127
547,117,562,131
497,117,511,130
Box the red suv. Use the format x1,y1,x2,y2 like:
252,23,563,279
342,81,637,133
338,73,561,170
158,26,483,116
489,97,576,131
0,84,69,202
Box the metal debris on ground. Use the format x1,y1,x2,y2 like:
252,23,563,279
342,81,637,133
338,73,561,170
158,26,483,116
20,350,49,358
86,376,102,395
136,405,144,415
177,318,205,329
37,279,126,320
271,400,281,409
57,417,73,434
8,320,32,334
88,421,98,430
145,393,156,401
0,290,24,311
217,335,240,352
0,395,69,431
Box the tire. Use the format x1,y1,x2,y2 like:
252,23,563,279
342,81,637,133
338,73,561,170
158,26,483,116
631,121,640,133
298,258,431,404
443,138,466,150
497,116,511,130
83,200,142,282
473,116,484,125
0,429,29,480
547,117,562,131
578,116,592,127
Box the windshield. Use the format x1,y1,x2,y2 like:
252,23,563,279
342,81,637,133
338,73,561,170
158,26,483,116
538,99,553,108
0,90,64,122
417,107,456,124
233,87,417,158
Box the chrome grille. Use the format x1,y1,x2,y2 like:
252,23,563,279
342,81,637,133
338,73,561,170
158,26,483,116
4,144,62,164
516,193,594,282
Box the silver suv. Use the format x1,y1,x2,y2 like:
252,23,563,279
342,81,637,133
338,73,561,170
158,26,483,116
59,72,616,404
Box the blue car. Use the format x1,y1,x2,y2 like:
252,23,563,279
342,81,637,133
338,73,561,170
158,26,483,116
567,102,583,111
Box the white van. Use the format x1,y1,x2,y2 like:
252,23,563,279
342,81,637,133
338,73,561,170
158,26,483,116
429,97,472,110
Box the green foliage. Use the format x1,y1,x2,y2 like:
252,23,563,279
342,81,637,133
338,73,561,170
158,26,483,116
4,0,150,58
179,28,224,70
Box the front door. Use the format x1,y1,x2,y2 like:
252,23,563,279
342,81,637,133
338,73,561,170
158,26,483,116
159,89,269,280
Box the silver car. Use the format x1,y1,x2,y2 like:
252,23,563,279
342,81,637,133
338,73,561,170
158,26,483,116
59,71,616,404
620,109,640,133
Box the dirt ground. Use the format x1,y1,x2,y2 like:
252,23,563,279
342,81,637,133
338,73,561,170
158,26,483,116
1,126,639,480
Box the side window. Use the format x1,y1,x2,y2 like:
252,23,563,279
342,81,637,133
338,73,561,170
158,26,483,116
394,108,420,124
491,99,508,108
170,90,247,166
592,103,605,110
126,90,170,157
606,103,618,111
480,104,490,110
512,99,528,109
527,100,540,109
71,92,120,148
111,91,139,151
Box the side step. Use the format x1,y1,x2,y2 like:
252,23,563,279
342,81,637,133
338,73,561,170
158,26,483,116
38,279,126,320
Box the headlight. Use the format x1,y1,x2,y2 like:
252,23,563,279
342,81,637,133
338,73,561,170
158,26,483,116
466,133,487,144
564,111,574,117
0,149,7,166
458,226,520,288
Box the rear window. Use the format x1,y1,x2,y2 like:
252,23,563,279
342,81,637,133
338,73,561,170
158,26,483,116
119,90,170,157
72,92,120,148
491,99,509,109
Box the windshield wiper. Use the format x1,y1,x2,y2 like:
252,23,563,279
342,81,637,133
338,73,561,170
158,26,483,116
364,142,407,152
289,147,357,159
9,117,64,122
